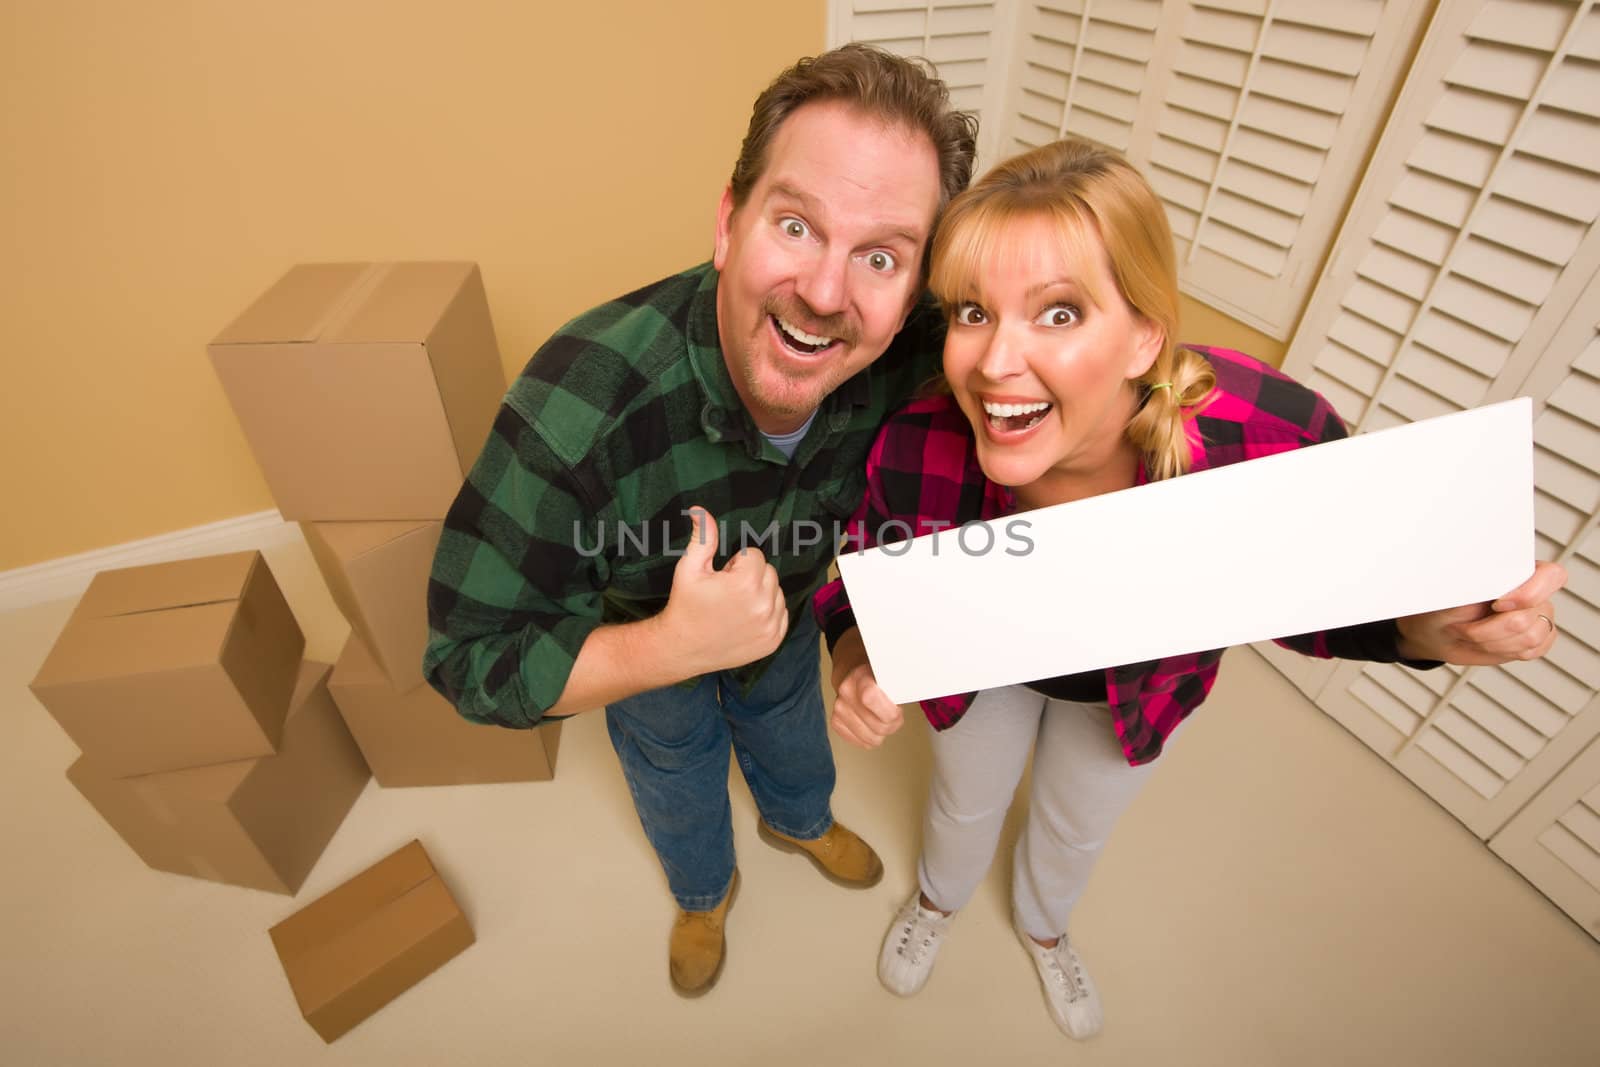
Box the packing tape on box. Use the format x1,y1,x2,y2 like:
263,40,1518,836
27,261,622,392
306,262,395,341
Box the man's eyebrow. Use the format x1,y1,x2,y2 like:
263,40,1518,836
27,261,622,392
767,181,924,249
768,181,818,211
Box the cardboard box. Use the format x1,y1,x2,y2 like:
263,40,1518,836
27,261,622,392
65,661,371,894
209,261,507,521
32,550,305,777
301,519,440,692
269,839,474,1043
328,634,561,788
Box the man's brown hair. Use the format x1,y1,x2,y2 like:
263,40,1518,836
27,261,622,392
729,43,979,220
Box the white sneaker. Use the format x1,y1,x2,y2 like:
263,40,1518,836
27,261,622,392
1012,912,1103,1039
877,891,954,996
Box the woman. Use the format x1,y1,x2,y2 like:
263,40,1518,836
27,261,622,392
812,138,1564,1039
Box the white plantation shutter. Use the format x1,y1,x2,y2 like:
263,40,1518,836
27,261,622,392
1138,0,1429,340
998,0,1430,339
1284,0,1600,434
829,0,1016,167
1005,0,1166,156
1490,731,1600,938
1268,0,1600,860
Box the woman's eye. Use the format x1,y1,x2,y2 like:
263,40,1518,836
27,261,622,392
953,303,987,326
1036,304,1081,327
781,218,809,239
865,250,897,273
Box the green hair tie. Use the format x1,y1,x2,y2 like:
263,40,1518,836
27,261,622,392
1147,381,1174,392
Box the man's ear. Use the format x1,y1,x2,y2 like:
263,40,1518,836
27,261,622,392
1126,314,1164,380
713,185,736,270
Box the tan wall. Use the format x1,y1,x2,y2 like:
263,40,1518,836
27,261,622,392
3,2,1327,573
0,1,825,571
1179,296,1288,368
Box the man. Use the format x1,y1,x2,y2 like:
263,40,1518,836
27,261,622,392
424,45,979,997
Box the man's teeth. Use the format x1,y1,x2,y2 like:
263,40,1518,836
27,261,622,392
983,400,1052,418
777,317,834,347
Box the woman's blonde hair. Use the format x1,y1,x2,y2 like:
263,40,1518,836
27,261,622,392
928,138,1214,481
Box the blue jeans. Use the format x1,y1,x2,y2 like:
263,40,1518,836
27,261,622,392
605,616,836,910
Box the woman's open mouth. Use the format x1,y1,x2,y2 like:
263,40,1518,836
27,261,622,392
982,399,1052,434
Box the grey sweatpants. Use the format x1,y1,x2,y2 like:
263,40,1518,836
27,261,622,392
917,684,1174,940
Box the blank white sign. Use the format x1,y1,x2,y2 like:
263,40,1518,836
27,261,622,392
837,398,1534,705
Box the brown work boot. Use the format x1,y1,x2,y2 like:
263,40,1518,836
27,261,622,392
668,869,739,998
757,819,884,888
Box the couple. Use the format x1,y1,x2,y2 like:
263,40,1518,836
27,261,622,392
424,45,1564,1038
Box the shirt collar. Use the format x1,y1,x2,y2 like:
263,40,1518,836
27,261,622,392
685,263,744,446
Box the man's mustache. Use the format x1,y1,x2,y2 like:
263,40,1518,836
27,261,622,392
763,297,858,345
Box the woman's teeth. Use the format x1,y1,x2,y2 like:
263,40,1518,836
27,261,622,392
775,316,834,354
983,401,1051,418
982,399,1052,433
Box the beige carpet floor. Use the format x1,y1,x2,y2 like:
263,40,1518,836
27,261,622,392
4,532,1599,1065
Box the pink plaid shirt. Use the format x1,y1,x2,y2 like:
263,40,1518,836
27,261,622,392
814,346,1434,766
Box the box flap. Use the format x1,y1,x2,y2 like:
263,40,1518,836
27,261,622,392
210,263,377,346
270,840,436,961
418,264,507,480
32,604,236,687
323,263,476,345
76,552,258,620
305,520,433,565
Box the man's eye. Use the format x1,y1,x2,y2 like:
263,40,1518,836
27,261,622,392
865,250,897,273
1036,305,1081,327
781,218,809,239
954,303,987,325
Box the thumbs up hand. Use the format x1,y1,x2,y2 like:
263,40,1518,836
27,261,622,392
660,508,790,674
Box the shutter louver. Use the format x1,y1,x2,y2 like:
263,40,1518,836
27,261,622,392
1007,0,1164,156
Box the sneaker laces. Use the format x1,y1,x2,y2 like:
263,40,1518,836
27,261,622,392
896,904,946,965
1041,939,1089,1003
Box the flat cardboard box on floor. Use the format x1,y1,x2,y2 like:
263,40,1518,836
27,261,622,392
65,661,371,895
328,634,561,788
270,839,474,1043
301,519,440,692
31,550,304,778
208,261,507,521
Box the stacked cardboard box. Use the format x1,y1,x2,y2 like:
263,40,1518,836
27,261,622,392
32,551,370,894
209,262,561,786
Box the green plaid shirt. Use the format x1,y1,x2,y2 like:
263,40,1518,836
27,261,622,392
424,262,943,727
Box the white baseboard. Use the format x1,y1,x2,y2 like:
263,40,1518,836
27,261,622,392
0,510,298,613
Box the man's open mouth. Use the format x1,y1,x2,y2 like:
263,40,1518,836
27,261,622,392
982,399,1052,433
772,315,838,356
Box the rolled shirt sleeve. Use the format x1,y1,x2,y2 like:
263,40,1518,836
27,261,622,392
424,403,607,728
